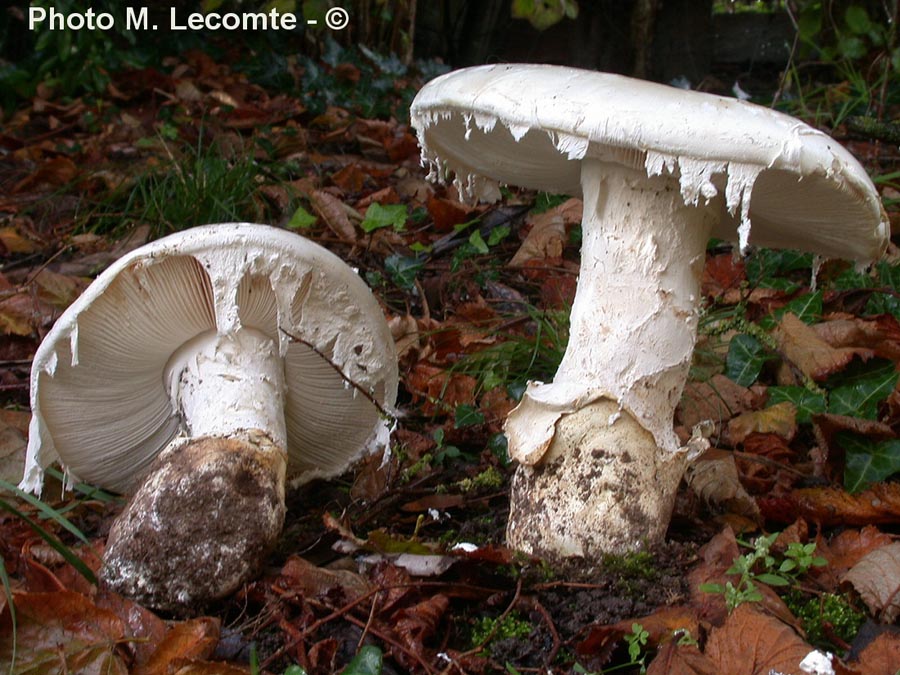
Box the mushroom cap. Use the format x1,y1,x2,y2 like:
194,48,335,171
411,64,889,261
22,223,398,494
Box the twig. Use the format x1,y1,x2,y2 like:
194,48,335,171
279,327,394,422
358,589,381,650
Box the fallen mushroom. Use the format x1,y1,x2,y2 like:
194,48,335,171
410,64,888,560
21,223,398,609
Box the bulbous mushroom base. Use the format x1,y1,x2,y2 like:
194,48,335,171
101,431,286,612
506,398,687,560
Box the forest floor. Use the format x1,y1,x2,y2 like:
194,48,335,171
1,36,900,675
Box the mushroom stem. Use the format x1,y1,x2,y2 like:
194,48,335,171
101,328,289,610
505,159,720,558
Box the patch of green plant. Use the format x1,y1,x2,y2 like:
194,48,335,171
88,136,264,237
455,466,504,494
725,333,772,386
700,532,827,613
240,37,447,120
470,610,533,653
786,590,865,652
360,203,408,233
383,253,425,291
766,386,827,424
572,622,651,674
450,223,512,274
530,192,571,214
826,357,898,420
602,550,658,581
339,644,383,675
454,306,568,395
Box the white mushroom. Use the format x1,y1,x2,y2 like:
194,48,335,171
410,64,888,560
21,223,398,609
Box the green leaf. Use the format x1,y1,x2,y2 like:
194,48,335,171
468,230,489,254
838,433,900,493
746,249,814,285
283,666,308,675
384,253,424,290
340,645,383,675
755,573,790,587
760,291,823,329
767,387,826,424
699,582,725,594
487,223,511,246
828,360,898,419
844,5,871,34
725,334,769,386
360,203,407,233
286,205,317,230
454,404,485,428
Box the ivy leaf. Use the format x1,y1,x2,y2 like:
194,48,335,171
746,248,813,286
340,645,383,675
385,253,424,290
828,360,898,419
360,202,407,233
838,433,900,493
454,404,485,428
767,386,826,424
844,5,871,34
726,334,769,386
759,291,823,330
286,204,317,230
468,229,489,254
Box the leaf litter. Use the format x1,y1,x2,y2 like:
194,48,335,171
1,34,900,675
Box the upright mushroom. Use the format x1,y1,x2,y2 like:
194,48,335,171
21,223,397,609
410,64,888,560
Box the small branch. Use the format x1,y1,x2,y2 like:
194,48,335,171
279,328,395,422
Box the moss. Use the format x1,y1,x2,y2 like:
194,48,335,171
470,610,533,652
455,466,504,493
602,550,658,580
787,591,865,650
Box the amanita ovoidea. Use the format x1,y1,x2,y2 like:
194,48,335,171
21,223,397,609
411,64,888,560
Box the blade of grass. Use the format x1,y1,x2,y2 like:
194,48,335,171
0,553,16,675
0,496,97,586
0,479,90,545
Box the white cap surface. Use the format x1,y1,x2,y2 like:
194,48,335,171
411,64,888,260
22,223,398,494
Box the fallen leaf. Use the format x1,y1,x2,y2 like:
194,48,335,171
704,603,811,675
405,364,477,416
426,196,473,232
775,313,873,382
849,630,900,675
134,617,221,675
509,209,566,267
842,542,900,622
647,642,717,675
0,417,26,488
0,591,129,674
727,402,798,444
818,526,894,576
310,189,358,242
764,482,900,526
13,156,78,192
685,449,761,519
275,555,370,602
702,252,746,299
678,374,758,433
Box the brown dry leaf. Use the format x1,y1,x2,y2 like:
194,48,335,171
647,642,718,675
310,189,357,242
13,155,78,192
0,225,41,254
275,555,370,602
392,593,449,657
0,292,39,336
702,252,746,299
0,591,129,674
685,449,761,519
814,314,900,363
850,631,900,675
509,209,567,267
405,363,477,416
688,527,742,625
842,542,900,622
773,482,900,526
678,374,758,432
331,163,368,193
774,313,873,382
818,526,894,576
727,402,798,444
426,195,473,232
170,662,251,675
134,617,221,675
0,414,26,488
34,268,88,308
401,494,465,512
704,603,811,675
94,590,167,669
